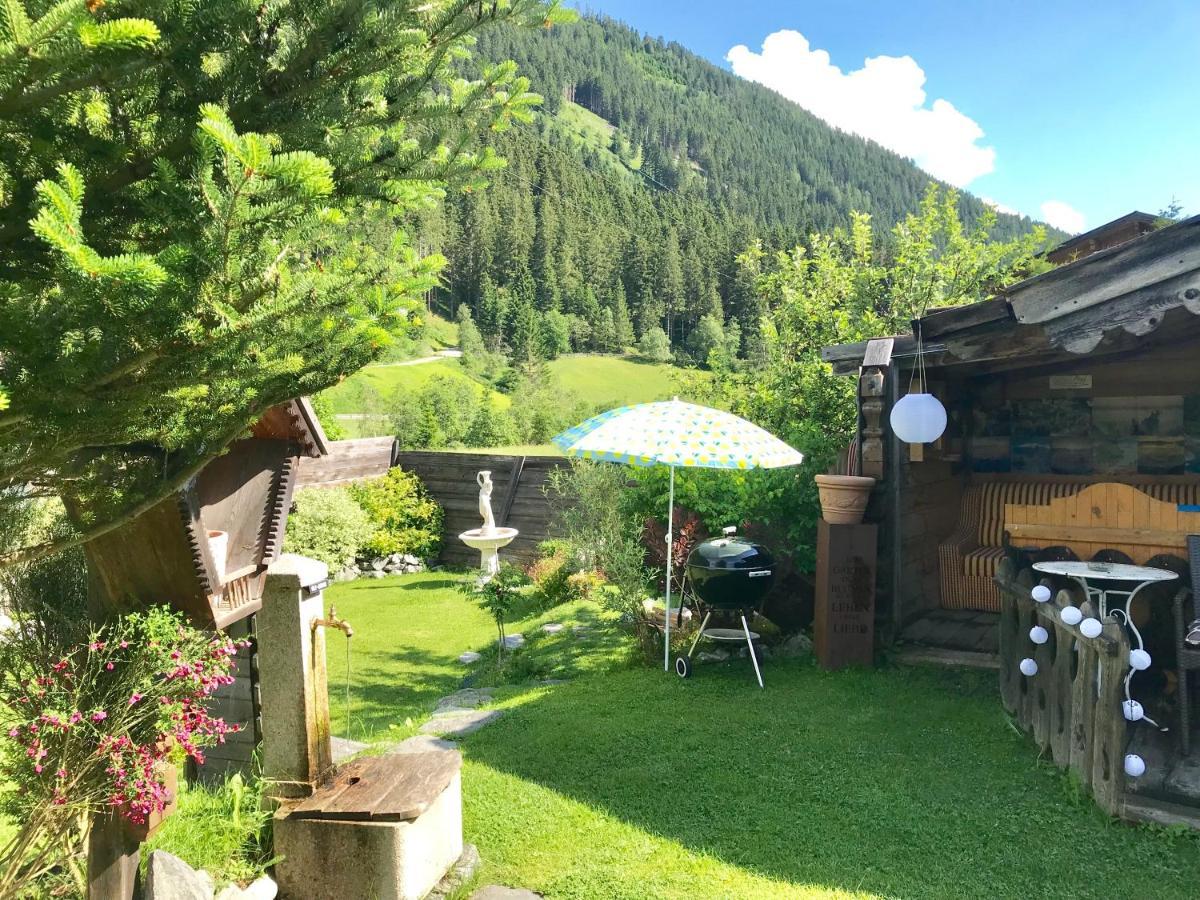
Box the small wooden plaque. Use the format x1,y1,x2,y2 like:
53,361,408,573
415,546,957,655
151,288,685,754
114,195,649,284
814,520,877,670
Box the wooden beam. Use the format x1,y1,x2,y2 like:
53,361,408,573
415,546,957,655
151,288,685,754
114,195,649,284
1007,215,1200,325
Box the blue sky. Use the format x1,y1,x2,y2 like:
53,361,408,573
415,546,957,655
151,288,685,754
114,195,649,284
578,1,1200,233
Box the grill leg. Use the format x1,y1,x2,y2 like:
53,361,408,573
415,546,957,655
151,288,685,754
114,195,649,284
741,615,764,689
687,612,711,658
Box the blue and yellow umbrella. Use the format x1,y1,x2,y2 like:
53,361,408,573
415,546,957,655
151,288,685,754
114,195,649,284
553,399,803,670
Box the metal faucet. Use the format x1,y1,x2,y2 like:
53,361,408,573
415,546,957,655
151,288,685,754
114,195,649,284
312,604,353,639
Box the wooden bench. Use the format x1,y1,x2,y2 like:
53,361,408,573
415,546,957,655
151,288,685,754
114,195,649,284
1005,482,1200,564
939,479,1200,612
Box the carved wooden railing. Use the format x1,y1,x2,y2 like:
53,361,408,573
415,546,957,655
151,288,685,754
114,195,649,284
996,558,1130,816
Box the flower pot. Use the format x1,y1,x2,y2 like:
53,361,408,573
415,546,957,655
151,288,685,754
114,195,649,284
814,475,876,525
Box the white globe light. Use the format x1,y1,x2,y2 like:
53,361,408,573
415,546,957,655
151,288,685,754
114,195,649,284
1019,657,1038,676
889,392,947,444
1031,584,1052,603
1059,606,1083,626
1079,618,1103,639
1029,626,1049,645
1129,649,1152,671
1122,700,1144,722
1124,754,1146,778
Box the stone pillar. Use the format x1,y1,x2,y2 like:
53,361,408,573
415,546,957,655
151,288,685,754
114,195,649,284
258,554,333,803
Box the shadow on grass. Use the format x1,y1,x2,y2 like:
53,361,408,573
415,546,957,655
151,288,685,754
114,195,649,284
457,662,1199,899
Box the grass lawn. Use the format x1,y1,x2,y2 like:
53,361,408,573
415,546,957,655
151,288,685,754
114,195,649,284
546,354,695,409
324,574,1200,899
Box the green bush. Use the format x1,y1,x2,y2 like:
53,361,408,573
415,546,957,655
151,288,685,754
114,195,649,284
347,467,443,559
636,327,672,363
284,487,374,571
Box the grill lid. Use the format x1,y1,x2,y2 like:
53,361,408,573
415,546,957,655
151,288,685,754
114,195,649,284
689,527,773,571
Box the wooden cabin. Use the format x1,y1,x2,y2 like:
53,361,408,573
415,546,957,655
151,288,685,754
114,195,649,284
821,214,1200,826
81,398,328,629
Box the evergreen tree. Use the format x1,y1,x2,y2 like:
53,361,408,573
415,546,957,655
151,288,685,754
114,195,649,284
457,305,486,365
538,310,571,359
0,0,573,568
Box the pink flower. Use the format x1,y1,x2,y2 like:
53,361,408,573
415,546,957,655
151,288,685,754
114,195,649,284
105,662,115,671
119,641,129,649
128,693,144,706
92,711,107,722
33,764,42,773
89,641,105,651
7,728,17,738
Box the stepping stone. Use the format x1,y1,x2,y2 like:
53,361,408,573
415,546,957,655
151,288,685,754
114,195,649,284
472,887,542,900
541,623,564,634
458,651,482,664
502,633,524,649
428,844,481,899
435,688,493,712
330,736,367,763
389,734,458,754
420,708,503,738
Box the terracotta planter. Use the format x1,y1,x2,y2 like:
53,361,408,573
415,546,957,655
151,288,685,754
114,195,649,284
814,475,876,525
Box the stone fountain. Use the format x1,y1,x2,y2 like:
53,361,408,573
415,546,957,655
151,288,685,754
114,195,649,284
458,470,518,578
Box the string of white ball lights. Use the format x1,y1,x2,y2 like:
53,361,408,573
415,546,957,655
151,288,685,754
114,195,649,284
1019,579,1154,779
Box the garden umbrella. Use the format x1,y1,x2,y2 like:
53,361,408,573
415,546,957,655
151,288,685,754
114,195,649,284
552,399,804,671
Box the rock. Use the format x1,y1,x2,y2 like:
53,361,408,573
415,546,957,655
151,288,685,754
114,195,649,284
388,552,403,565
370,557,387,572
776,632,813,659
144,850,215,900
215,882,276,900
402,553,420,566
428,844,482,899
697,650,729,663
420,708,502,737
458,651,482,664
472,887,542,899
334,567,358,583
541,623,564,634
435,688,493,712
389,734,458,754
330,735,367,763
367,571,386,579
536,679,568,687
502,633,524,649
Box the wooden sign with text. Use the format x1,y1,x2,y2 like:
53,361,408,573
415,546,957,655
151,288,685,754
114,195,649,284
814,520,877,670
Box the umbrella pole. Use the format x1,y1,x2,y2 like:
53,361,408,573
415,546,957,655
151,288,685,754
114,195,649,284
664,464,675,672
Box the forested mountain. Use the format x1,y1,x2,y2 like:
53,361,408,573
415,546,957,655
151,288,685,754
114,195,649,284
425,15,1051,359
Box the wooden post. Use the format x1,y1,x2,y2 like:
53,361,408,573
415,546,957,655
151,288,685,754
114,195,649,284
86,815,139,900
858,338,893,481
814,520,877,670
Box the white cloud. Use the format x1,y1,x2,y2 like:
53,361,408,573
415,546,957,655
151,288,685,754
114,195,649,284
726,30,995,188
981,197,1019,216
1039,200,1086,234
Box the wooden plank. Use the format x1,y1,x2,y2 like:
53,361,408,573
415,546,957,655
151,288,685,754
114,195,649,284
289,751,461,822
1006,523,1188,547
861,337,894,368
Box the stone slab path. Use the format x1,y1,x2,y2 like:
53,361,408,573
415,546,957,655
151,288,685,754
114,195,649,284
420,708,502,737
472,887,542,900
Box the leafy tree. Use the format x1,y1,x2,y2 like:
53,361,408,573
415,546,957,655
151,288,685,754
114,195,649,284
0,0,573,569
538,309,571,359
457,305,487,365
636,327,672,363
686,314,726,367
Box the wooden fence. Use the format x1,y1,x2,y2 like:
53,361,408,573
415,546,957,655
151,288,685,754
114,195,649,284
392,451,568,567
996,559,1129,816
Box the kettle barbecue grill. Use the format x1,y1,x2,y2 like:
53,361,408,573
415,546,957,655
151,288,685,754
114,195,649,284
675,527,775,687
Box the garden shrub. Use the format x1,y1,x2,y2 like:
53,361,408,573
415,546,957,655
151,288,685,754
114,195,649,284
347,467,443,560
284,486,374,571
527,540,574,608
545,461,649,622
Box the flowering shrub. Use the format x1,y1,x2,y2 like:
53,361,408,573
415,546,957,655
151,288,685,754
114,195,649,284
0,607,244,895
527,540,606,609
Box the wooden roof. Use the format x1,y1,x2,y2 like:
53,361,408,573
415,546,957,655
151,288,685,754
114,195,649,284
822,214,1200,375
250,397,330,458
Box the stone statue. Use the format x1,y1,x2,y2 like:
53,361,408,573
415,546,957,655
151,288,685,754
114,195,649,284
477,470,496,535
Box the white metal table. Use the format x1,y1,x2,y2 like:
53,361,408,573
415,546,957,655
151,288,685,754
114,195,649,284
1032,561,1178,728
1031,561,1178,621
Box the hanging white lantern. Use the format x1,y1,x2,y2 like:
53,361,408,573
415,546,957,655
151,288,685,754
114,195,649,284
1019,657,1038,676
1059,606,1083,626
1029,626,1049,645
1079,618,1103,639
1124,754,1146,778
1129,649,1152,671
889,393,947,444
1031,584,1052,603
1122,700,1144,722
